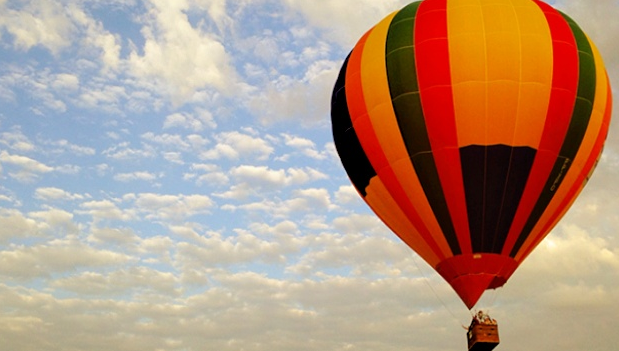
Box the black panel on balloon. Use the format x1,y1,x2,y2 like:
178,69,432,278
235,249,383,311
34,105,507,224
460,145,536,253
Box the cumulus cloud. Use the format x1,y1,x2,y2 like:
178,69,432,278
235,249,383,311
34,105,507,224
0,194,13,203
51,73,80,91
221,189,335,219
51,267,180,297
35,187,86,202
124,193,215,221
285,187,334,212
283,0,411,47
141,132,206,157
163,109,216,131
76,82,128,113
200,130,274,161
517,223,619,282
113,171,159,182
0,209,43,243
0,0,76,54
0,237,131,279
78,199,134,222
175,228,293,268
247,59,340,126
44,139,96,156
28,208,80,235
281,133,329,160
88,226,141,246
287,230,412,277
334,185,363,206
67,3,122,70
233,165,326,187
188,163,229,186
102,142,157,161
216,165,328,201
126,0,240,103
0,128,36,152
0,151,54,182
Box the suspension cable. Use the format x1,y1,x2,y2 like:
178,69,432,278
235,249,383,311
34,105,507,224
410,253,468,329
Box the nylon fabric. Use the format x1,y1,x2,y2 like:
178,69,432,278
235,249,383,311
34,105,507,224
330,0,612,310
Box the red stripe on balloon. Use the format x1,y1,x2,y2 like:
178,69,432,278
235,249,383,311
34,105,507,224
415,0,471,254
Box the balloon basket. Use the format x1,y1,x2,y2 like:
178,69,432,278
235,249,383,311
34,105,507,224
467,323,499,351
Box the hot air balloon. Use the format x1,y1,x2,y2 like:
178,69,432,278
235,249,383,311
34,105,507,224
331,0,612,316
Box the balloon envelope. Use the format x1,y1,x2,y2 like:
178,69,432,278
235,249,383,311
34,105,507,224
331,0,612,309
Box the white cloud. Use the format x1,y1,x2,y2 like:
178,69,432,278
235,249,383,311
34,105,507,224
199,142,238,160
282,133,315,149
0,1,116,71
94,163,110,176
324,141,340,164
163,109,216,131
0,152,52,172
79,199,133,222
127,0,240,103
215,165,329,204
283,0,410,47
137,235,175,263
0,128,36,152
28,208,79,234
248,60,340,126
221,189,334,219
191,164,229,187
175,227,296,268
0,237,131,279
163,112,191,129
141,132,193,150
0,151,54,182
518,224,619,280
0,0,75,54
102,141,157,161
67,3,122,70
45,139,96,156
192,0,233,33
555,0,619,61
332,213,391,238
51,72,80,92
113,171,159,182
282,133,328,160
334,185,363,206
126,193,215,221
219,165,328,198
0,194,13,203
214,182,255,201
162,151,184,164
76,83,128,113
287,187,334,212
287,230,412,278
248,220,302,241
230,165,290,187
200,131,274,161
249,34,282,64
55,164,82,175
88,226,140,246
0,209,43,243
35,187,87,202
51,267,180,297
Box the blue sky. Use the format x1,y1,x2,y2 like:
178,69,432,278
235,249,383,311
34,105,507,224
0,0,618,350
